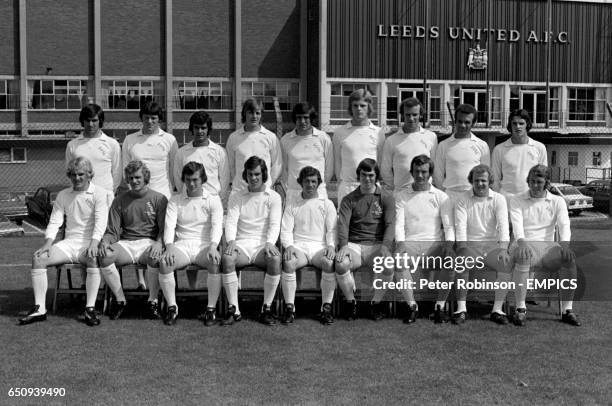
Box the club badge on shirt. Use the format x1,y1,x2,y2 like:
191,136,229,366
371,200,383,217
145,201,156,221
429,198,438,209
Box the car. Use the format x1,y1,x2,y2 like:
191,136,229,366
25,184,66,227
578,179,609,197
548,183,593,216
0,190,29,221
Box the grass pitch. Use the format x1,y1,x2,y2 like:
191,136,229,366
1,226,611,405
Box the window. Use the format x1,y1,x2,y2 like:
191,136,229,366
568,88,606,121
173,80,233,110
28,79,89,110
568,151,578,166
330,83,378,125
593,152,602,166
386,84,442,126
242,80,299,112
0,147,26,163
102,80,163,110
0,80,19,109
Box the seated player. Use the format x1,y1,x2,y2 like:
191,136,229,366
506,165,580,326
222,156,282,326
98,161,168,320
454,164,510,325
19,157,112,326
393,155,455,324
160,162,223,326
281,166,337,325
335,158,395,321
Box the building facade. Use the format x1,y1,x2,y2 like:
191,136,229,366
1,0,611,190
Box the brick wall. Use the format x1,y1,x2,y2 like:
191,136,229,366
27,0,92,75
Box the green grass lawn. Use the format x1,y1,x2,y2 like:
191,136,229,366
1,224,611,405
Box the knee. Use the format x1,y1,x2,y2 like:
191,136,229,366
159,263,174,275
282,259,296,273
321,258,334,273
32,255,46,269
222,254,235,269
335,259,350,275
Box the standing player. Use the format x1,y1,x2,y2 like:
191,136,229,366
226,98,282,194
454,164,510,324
381,97,437,194
433,104,490,199
280,102,333,203
222,156,283,326
122,101,178,291
281,166,337,325
98,161,168,320
492,109,547,196
160,162,224,326
66,104,122,194
333,89,386,204
19,157,111,326
506,165,580,326
173,111,229,203
335,159,395,321
394,155,455,324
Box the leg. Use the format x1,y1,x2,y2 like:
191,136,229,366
220,247,249,325
335,246,360,320
253,248,281,325
194,250,221,312
99,242,133,319
19,246,72,324
78,252,102,326
281,249,308,324
159,249,191,325
541,246,580,326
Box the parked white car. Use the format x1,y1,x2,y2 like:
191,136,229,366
548,183,593,215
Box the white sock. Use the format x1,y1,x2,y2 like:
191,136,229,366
372,272,392,303
31,268,47,313
561,300,573,312
336,272,355,301
493,273,510,314
320,272,337,306
85,268,101,308
222,272,240,314
159,272,177,308
206,273,222,309
281,272,297,306
395,270,416,305
455,300,467,314
514,264,530,309
101,264,125,302
146,266,160,303
263,274,281,307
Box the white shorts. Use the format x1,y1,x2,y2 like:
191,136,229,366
347,242,382,267
293,241,327,264
337,181,360,206
235,239,266,264
174,239,211,264
462,241,501,258
116,239,156,264
54,239,90,263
